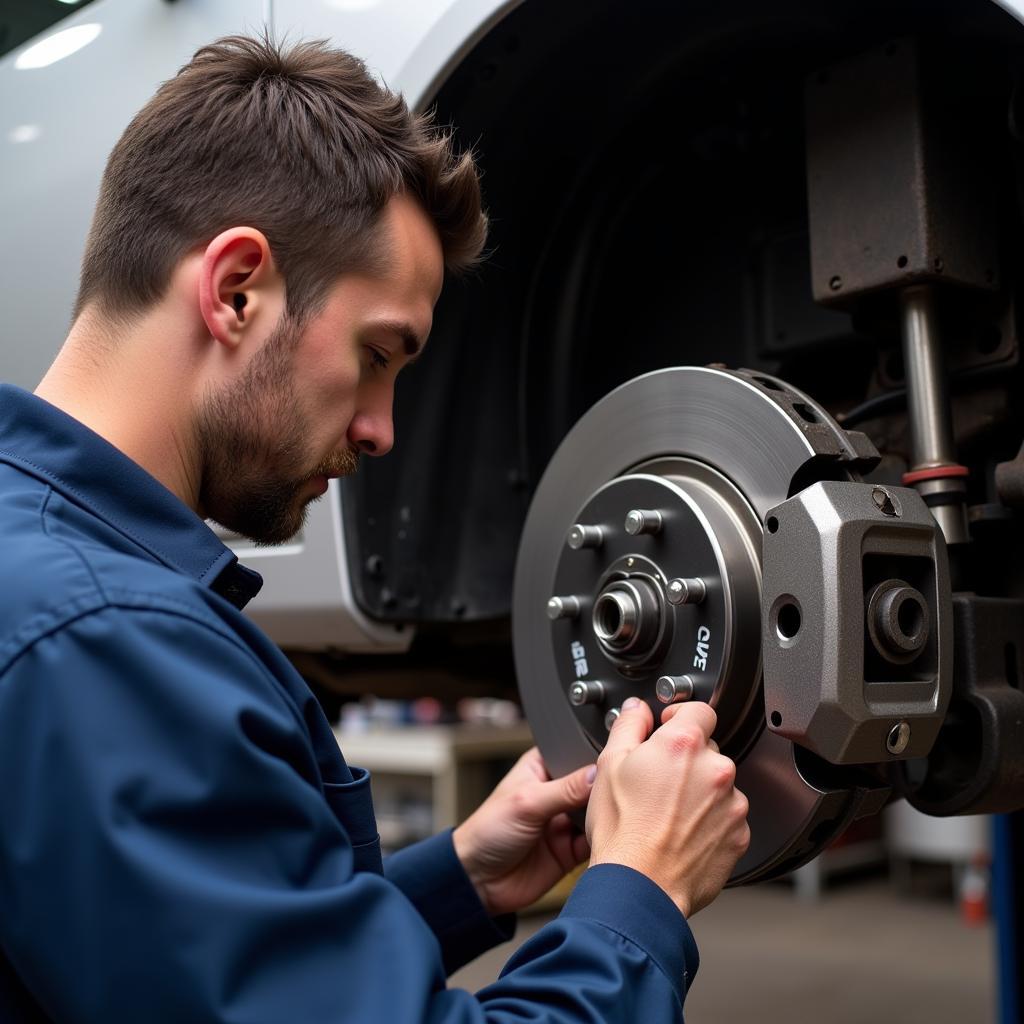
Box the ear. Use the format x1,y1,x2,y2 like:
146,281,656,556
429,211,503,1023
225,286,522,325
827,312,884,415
198,227,283,348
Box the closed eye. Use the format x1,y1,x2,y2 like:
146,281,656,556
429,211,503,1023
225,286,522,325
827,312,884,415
368,348,390,372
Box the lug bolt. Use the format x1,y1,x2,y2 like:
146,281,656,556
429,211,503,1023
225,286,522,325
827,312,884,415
546,595,581,621
656,675,695,704
568,524,604,550
886,721,911,755
624,509,663,536
666,578,706,606
604,707,621,731
568,679,605,707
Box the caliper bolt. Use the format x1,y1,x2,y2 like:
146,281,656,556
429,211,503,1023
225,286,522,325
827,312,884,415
666,578,707,606
546,595,581,621
604,707,621,731
568,680,605,707
871,487,899,517
624,509,663,536
886,721,911,755
655,675,695,704
567,524,604,550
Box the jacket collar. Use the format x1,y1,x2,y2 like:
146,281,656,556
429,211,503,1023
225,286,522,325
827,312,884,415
0,384,262,609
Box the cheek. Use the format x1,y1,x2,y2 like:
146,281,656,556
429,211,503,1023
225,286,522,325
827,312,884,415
301,342,360,403
325,342,363,394
312,364,362,440
296,328,365,435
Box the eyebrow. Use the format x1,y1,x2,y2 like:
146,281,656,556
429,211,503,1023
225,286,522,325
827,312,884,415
374,319,425,361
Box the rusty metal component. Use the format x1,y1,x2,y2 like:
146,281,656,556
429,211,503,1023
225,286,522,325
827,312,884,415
805,37,997,305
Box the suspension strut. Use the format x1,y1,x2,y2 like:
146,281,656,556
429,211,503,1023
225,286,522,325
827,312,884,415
899,286,969,546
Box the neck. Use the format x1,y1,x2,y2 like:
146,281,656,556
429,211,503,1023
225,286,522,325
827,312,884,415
35,305,203,512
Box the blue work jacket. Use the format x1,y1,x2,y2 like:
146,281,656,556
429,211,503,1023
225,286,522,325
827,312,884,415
0,384,699,1022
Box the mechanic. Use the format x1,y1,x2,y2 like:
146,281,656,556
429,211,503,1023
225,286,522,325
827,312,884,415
0,34,749,1022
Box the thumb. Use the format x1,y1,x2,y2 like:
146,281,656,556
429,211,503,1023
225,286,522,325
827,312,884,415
602,696,653,761
527,762,597,821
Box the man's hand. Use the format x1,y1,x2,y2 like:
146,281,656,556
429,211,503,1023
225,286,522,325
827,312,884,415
586,697,750,919
453,748,594,917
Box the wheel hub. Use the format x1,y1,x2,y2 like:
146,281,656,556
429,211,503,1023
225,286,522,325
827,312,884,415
547,460,762,754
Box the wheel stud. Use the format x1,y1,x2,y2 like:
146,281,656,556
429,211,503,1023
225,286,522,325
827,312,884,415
624,509,663,536
568,680,605,706
567,524,603,550
666,577,707,605
546,595,581,620
656,675,695,704
604,707,621,730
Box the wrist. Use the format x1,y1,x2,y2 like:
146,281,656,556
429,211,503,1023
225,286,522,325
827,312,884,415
452,822,491,913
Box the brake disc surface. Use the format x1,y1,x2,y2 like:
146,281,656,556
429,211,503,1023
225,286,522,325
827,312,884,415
513,366,881,883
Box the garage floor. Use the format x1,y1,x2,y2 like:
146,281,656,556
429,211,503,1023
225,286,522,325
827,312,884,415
450,873,996,1022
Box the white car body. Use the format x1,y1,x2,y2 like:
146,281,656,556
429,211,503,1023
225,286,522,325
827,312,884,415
0,0,522,652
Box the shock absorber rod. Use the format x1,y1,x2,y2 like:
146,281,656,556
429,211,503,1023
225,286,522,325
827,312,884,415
899,285,969,545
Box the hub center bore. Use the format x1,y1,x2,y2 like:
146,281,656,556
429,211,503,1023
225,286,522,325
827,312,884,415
593,578,661,656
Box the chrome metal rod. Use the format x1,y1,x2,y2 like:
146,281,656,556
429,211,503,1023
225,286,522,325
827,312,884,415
899,285,968,545
900,286,956,469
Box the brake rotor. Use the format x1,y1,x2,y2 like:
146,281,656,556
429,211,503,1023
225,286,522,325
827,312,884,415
513,366,884,883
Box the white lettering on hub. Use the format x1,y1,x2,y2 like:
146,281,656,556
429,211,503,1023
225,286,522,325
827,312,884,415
693,625,711,671
570,640,589,678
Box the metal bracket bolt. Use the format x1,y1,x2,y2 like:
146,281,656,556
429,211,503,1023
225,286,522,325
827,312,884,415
871,487,899,517
886,720,911,755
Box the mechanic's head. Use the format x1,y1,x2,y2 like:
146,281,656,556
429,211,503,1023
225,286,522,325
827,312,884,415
72,34,485,545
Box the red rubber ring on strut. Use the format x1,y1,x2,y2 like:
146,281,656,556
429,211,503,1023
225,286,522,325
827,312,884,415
901,465,969,486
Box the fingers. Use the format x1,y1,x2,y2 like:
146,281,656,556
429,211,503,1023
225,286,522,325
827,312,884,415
515,746,550,782
545,813,592,869
527,761,597,821
658,700,717,740
601,697,654,760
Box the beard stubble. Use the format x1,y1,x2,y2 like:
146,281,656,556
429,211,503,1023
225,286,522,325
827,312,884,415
195,315,359,546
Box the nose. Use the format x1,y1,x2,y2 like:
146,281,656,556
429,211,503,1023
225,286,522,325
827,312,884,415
347,394,394,458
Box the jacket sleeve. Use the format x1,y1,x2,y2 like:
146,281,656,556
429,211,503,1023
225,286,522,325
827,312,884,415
0,604,698,1023
385,830,517,974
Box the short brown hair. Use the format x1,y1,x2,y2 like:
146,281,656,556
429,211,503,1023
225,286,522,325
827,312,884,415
75,34,486,322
